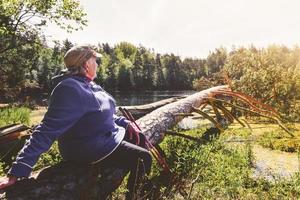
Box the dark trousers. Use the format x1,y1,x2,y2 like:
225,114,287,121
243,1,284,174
101,132,152,199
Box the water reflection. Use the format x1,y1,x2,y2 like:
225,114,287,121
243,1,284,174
111,90,196,106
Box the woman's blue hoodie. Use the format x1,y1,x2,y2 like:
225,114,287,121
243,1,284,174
9,75,129,177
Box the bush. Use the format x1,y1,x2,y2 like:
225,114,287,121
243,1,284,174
224,46,300,120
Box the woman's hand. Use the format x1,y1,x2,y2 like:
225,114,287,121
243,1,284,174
126,122,141,145
0,175,17,190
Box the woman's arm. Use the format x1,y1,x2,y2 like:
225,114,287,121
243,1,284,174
8,82,86,178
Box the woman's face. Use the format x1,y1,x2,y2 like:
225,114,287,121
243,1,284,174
84,56,98,80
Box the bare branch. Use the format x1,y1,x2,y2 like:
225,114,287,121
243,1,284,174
205,97,294,137
191,106,224,132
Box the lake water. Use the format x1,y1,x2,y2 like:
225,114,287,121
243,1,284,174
110,90,197,106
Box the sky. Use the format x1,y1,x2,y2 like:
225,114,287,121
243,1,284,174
45,0,300,58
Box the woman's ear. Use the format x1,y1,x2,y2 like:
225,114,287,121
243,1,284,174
83,62,89,71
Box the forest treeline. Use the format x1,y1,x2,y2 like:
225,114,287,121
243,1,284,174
1,0,300,119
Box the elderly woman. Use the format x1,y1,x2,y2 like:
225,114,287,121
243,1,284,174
0,45,152,199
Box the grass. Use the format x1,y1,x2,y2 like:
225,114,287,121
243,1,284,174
0,106,30,127
257,125,300,153
224,117,300,153
110,127,300,199
147,128,300,199
0,106,31,176
0,106,62,176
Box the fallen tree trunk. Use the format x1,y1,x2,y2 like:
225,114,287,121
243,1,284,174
0,85,229,200
28,97,183,125
138,85,229,144
116,96,184,119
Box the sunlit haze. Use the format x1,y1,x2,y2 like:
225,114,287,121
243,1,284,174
45,0,300,58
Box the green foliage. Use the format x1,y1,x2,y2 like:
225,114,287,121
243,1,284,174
224,45,300,119
193,76,214,91
155,131,252,199
0,162,6,177
0,106,30,126
192,47,228,91
115,42,137,62
36,45,65,89
117,61,133,90
0,107,31,170
206,47,227,75
162,54,190,90
97,43,197,91
0,0,87,36
0,0,86,101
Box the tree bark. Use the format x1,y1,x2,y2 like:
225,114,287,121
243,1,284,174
138,85,229,144
116,96,184,119
0,85,229,200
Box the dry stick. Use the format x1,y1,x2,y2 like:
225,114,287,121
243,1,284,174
132,158,141,200
165,130,203,143
121,107,172,173
213,90,280,119
216,104,235,123
128,112,172,174
208,99,223,122
213,97,288,133
119,107,144,197
119,107,131,123
120,107,165,169
212,103,234,123
220,89,279,116
191,116,203,120
191,106,224,132
205,97,294,137
200,103,208,110
123,108,166,168
212,102,246,127
242,119,253,132
214,90,274,117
